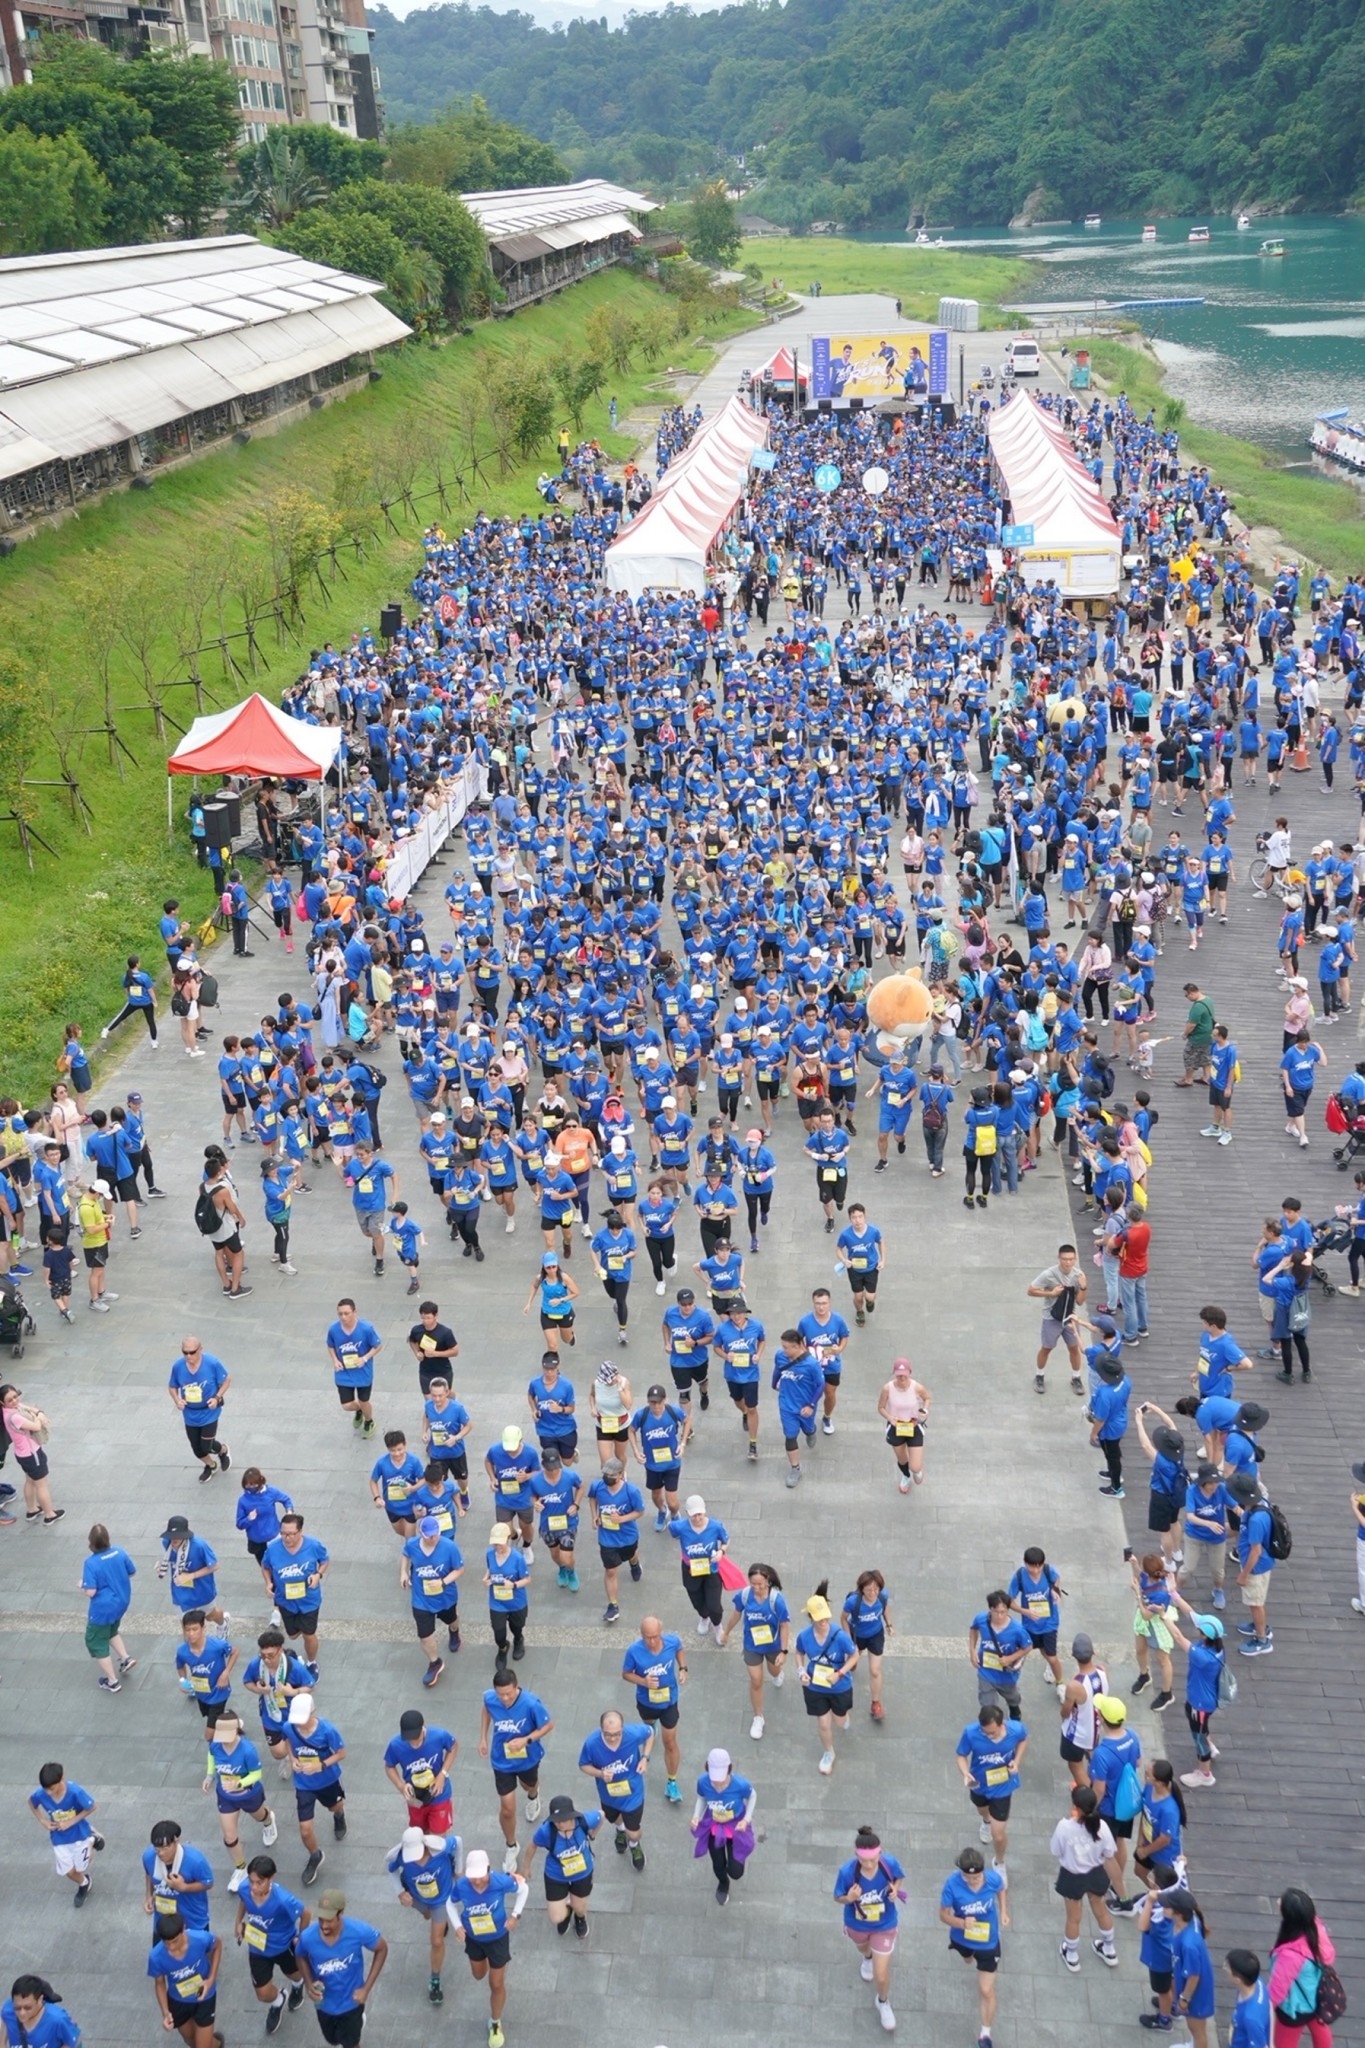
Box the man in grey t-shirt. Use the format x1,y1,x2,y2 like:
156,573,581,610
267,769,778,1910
1027,1245,1087,1396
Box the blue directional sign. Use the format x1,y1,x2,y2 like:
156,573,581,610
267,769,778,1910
1000,523,1035,546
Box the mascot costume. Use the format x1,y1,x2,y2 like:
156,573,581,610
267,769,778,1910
865,968,937,1060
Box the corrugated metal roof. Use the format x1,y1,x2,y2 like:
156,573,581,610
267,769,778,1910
0,235,408,399
0,242,410,482
460,179,655,240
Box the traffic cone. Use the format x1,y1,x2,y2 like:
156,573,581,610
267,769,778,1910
1289,739,1310,771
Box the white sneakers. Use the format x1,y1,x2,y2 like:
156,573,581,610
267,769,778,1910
502,1843,519,1874
262,1812,279,1847
750,1715,764,1740
876,1998,896,2031
978,1819,992,1844
772,1668,784,1688
818,1749,835,1775
655,1281,666,1295
898,1476,912,1494
228,1868,248,1892
696,1617,710,1635
525,1796,541,1821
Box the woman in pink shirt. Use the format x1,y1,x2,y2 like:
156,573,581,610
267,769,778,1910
1282,980,1313,1050
1269,1888,1340,2048
1,1383,63,1524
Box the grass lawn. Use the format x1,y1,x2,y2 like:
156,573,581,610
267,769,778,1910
742,235,1039,326
0,268,752,1108
1085,339,1365,580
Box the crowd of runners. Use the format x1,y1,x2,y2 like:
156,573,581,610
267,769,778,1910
4,364,1361,2048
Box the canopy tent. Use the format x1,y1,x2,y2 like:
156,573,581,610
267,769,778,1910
167,693,343,780
988,394,1121,596
605,393,768,598
753,344,799,385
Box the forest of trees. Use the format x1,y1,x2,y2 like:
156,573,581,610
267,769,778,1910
371,0,1365,228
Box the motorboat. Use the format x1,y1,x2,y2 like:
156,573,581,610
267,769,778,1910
1237,212,1252,229
1311,411,1365,472
1084,213,1102,228
1188,225,1210,241
1141,224,1157,241
1260,236,1285,257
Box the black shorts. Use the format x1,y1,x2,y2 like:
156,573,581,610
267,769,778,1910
599,1540,638,1568
168,1995,218,2030
336,1382,371,1406
669,1360,709,1387
493,1766,539,1796
1207,1086,1230,1111
464,1933,511,1971
540,1312,574,1333
854,1630,886,1658
1059,1735,1089,1764
848,1267,879,1293
115,1174,140,1204
1148,1968,1174,1995
601,1800,643,1830
638,1699,679,1728
952,1943,1000,1974
317,2010,366,2048
885,1423,923,1449
816,1171,848,1205
969,1793,1013,1821
279,1605,321,1640
544,1874,593,1902
538,1432,577,1462
1107,1814,1134,1840
1024,1628,1058,1658
413,1603,460,1639
645,1465,681,1493
248,1945,299,1988
1055,1865,1110,1900
184,1422,222,1459
215,1231,243,1256
431,1451,469,1480
83,1246,109,1269
804,1686,853,1718
294,1779,344,1820
725,1381,759,1409
1148,1493,1178,1533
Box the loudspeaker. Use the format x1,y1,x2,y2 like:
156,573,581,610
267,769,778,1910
380,603,403,640
848,396,864,413
202,799,233,849
208,790,242,837
0,536,15,557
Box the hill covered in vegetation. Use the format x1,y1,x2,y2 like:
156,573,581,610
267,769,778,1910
371,0,1365,228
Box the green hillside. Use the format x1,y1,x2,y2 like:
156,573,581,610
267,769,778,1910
371,0,1365,229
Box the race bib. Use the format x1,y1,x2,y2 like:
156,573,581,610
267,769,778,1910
749,1623,774,1646
499,1476,520,1494
689,1556,712,1576
284,1580,306,1603
558,1848,587,1877
244,1923,267,1951
492,1579,514,1602
647,1684,671,1704
468,1910,496,1938
175,1974,205,2002
547,1514,568,1532
810,1664,835,1690
605,1778,632,1800
984,1765,1009,1788
184,1384,204,1402
964,1918,991,1946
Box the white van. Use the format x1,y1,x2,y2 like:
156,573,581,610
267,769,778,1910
1004,337,1041,377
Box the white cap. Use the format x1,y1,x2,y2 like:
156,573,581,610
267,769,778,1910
400,1826,427,1862
288,1693,314,1725
610,1136,627,1155
684,1494,706,1516
706,1747,732,1783
464,1849,490,1878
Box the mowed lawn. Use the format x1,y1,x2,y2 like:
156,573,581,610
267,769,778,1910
743,235,1039,325
0,269,751,1104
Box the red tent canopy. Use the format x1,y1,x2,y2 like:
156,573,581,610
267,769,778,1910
755,345,798,384
166,693,342,781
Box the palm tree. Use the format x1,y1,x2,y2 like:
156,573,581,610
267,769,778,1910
240,131,326,229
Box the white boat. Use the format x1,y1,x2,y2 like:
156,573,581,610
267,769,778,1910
1311,410,1365,472
1141,223,1157,241
1188,225,1210,241
1236,212,1251,229
1084,213,1102,228
1260,236,1285,257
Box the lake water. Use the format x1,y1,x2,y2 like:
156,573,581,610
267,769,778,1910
879,216,1365,461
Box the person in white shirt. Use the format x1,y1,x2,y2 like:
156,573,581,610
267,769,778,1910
1049,1785,1123,1974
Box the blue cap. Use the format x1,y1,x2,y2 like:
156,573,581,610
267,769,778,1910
418,1515,441,1538
542,1250,559,1267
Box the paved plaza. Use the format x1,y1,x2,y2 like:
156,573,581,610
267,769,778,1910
4,301,1364,2048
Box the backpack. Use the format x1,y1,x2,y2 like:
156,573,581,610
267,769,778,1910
1112,1759,1143,1823
194,1185,222,1237
1265,1502,1293,1560
359,1061,388,1091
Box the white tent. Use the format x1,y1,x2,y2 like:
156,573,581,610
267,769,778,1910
988,394,1121,596
605,394,769,598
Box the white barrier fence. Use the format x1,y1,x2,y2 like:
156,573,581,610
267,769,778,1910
383,758,486,903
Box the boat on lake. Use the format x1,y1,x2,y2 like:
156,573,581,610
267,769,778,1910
1311,411,1365,472
1237,212,1252,230
1260,236,1285,256
1084,213,1102,228
1188,225,1210,241
1141,223,1157,241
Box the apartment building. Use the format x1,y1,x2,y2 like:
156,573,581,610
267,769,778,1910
0,0,380,139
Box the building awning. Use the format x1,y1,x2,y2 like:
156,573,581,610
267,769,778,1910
491,233,554,263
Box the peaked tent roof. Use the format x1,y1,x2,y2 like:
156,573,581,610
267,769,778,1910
167,694,342,780
987,393,1120,551
604,394,769,598
754,344,798,383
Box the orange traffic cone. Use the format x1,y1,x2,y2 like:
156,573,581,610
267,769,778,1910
1289,739,1311,772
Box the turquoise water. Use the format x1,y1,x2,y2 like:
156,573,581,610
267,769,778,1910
881,216,1365,460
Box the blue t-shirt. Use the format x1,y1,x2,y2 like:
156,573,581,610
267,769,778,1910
622,1630,683,1709
326,1319,381,1386
29,1782,96,1845
404,1534,464,1610
482,1686,549,1770
142,1842,215,1927
1229,1983,1273,2048
297,1918,383,2013
835,1849,906,1933
147,1928,218,2005
238,1880,304,1958
81,1545,136,1623
1,2000,81,2047
448,1874,519,1943
382,1725,455,1799
532,1808,602,1881
940,1867,1006,1951
955,1717,1027,1797
578,1722,652,1808
262,1535,329,1609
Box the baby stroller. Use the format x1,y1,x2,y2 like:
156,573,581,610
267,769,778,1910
1325,1092,1365,1168
0,1274,36,1357
1310,1211,1353,1299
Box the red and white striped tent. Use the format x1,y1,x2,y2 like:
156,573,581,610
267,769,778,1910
605,394,769,597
